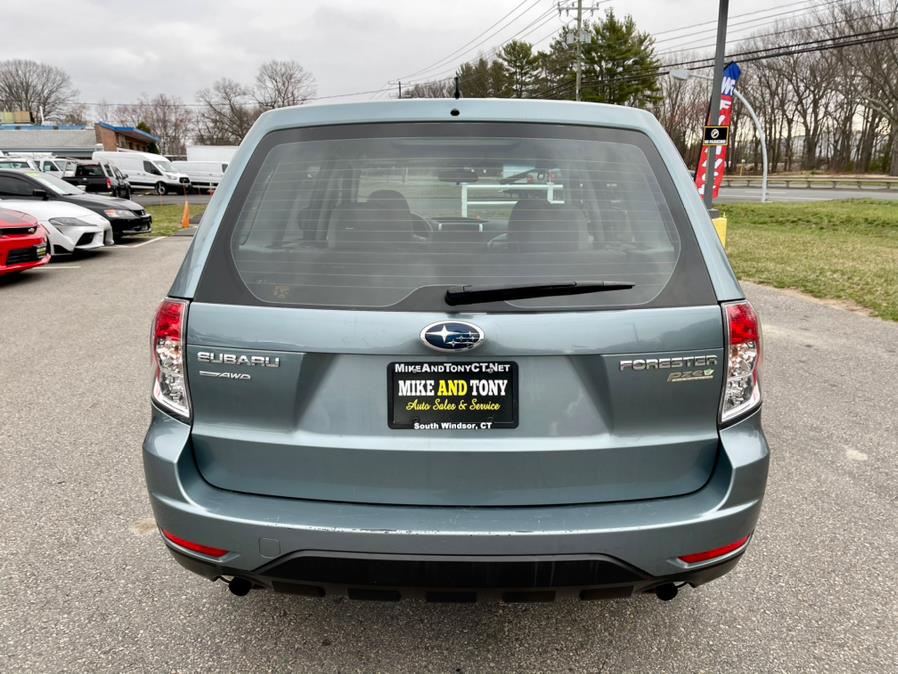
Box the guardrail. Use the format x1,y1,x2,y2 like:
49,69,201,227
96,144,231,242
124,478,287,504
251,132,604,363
723,176,898,190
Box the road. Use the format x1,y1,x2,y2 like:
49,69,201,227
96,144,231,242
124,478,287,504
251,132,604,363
133,185,898,208
1,239,896,672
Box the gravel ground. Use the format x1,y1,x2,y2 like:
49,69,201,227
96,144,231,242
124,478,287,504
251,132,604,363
0,239,895,673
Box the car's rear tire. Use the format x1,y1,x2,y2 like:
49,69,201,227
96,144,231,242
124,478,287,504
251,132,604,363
155,182,168,195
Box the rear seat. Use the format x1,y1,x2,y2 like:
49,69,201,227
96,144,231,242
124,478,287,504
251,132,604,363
507,200,591,252
327,191,422,249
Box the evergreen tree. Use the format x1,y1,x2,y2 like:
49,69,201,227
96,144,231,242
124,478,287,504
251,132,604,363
581,11,661,107
406,11,659,107
136,121,161,154
499,40,539,98
457,56,507,98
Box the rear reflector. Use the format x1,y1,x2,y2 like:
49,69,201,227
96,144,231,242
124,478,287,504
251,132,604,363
161,530,228,559
678,535,750,564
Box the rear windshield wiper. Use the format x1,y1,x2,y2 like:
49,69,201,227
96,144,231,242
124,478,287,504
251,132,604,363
445,281,635,306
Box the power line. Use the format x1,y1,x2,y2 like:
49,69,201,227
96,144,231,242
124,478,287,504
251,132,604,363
655,0,852,54
651,0,839,39
397,0,846,92
544,26,898,99
664,24,898,70
78,85,396,109
535,24,898,99
393,7,561,92
570,22,898,90
395,0,546,82
667,5,894,57
397,4,561,88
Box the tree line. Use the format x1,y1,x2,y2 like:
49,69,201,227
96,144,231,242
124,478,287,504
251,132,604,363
404,10,661,109
2,0,898,173
405,1,898,176
659,0,898,175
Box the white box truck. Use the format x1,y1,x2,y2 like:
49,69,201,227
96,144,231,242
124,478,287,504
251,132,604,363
92,150,190,195
186,145,237,163
171,160,228,192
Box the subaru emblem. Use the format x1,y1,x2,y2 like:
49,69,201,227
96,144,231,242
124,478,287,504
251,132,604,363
420,321,485,352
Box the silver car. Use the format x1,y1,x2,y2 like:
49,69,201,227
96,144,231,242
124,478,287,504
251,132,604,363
144,99,768,602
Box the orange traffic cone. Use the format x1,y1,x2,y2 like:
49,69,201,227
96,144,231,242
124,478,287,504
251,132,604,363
181,199,190,229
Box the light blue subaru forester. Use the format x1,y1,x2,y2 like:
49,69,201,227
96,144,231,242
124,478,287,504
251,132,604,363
145,99,768,602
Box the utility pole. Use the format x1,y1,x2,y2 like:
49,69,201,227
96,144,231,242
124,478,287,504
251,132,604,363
575,0,583,101
704,0,729,210
559,2,602,101
398,81,402,99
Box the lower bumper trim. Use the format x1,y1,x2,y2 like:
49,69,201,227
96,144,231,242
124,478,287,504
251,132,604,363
167,548,743,601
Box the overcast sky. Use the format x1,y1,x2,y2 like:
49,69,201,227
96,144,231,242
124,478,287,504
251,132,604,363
1,0,788,107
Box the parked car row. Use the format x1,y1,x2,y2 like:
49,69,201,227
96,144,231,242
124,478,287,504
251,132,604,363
0,167,153,275
0,149,229,196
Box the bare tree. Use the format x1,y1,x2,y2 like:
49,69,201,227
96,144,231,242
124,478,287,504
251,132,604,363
93,100,116,124
839,0,898,174
59,103,89,126
0,59,78,121
403,79,455,98
113,94,194,155
656,55,707,163
254,60,316,109
195,78,260,145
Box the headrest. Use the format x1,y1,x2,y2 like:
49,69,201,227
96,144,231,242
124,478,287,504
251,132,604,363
507,199,588,252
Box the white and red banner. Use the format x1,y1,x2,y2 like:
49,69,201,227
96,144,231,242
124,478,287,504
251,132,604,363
695,62,742,200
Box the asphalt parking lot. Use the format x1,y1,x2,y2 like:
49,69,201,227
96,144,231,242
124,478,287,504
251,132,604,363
1,238,896,673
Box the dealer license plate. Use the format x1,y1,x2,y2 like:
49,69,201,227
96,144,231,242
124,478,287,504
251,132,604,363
388,361,518,430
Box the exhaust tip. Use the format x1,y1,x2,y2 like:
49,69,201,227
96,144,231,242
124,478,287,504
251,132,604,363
655,583,678,601
228,577,252,597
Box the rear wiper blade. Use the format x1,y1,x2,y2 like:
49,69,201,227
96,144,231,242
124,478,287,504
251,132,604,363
445,281,635,306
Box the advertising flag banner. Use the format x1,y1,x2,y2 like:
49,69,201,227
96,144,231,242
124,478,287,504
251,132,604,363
695,62,742,200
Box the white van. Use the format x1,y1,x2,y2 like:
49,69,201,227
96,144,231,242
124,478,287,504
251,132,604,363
92,150,190,195
0,156,38,170
171,160,228,192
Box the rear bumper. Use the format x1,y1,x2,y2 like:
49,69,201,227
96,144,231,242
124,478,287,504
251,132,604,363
143,408,768,592
167,546,745,600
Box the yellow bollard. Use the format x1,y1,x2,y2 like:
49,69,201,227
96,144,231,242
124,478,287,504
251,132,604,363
711,215,727,248
181,200,191,229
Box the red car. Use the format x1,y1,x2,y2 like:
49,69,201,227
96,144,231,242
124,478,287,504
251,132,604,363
0,208,50,276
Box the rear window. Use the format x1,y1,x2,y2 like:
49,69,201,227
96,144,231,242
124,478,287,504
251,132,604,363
198,122,712,311
76,164,104,177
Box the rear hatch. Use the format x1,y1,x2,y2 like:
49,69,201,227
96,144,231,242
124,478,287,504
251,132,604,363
186,121,723,507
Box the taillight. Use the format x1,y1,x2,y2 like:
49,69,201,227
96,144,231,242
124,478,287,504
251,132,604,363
106,177,112,190
151,298,190,419
720,300,762,424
